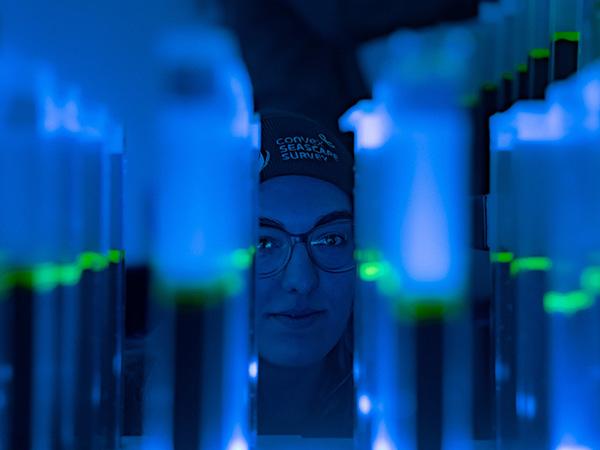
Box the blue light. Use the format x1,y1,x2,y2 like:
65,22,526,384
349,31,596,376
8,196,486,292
516,391,538,419
515,104,568,141
342,104,392,150
226,438,248,450
583,79,600,113
358,394,372,416
225,427,248,450
401,141,451,283
495,358,510,383
582,79,600,131
248,360,258,380
229,77,252,138
141,437,173,450
496,130,515,150
372,421,397,450
556,440,592,450
43,97,82,134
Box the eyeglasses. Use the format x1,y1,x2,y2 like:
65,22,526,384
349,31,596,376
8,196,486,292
256,219,355,278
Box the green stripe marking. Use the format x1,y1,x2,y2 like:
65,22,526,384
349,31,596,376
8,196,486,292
544,290,595,315
33,264,60,291
108,249,125,264
491,252,514,264
502,72,514,81
394,298,466,321
553,31,580,42
529,48,550,59
517,63,528,73
79,251,108,272
0,249,125,294
59,264,82,286
511,257,552,276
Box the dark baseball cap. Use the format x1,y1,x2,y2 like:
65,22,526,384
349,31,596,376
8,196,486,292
259,111,354,198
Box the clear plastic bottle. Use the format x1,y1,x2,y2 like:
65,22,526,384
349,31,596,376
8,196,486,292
144,26,256,450
0,55,123,450
544,63,600,450
341,26,472,450
489,106,519,449
496,83,600,448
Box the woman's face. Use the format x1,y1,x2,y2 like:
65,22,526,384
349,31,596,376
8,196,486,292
255,175,355,367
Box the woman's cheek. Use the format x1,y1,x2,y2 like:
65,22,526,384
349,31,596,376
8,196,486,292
254,277,275,315
322,272,355,323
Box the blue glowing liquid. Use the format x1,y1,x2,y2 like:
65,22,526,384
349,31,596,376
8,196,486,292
342,82,471,449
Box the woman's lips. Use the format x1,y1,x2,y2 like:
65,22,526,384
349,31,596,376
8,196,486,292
267,310,326,330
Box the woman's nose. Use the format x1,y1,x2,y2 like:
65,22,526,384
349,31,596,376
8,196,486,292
281,242,319,294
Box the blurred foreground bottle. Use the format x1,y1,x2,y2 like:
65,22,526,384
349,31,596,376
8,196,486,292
341,26,472,450
143,25,257,450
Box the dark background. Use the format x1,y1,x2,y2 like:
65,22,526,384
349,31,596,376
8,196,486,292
220,0,479,134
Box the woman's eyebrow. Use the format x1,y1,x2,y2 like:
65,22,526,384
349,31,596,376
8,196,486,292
313,210,353,227
259,210,353,230
259,217,285,228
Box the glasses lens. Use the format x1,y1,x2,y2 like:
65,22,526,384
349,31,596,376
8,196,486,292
256,227,289,276
309,220,354,271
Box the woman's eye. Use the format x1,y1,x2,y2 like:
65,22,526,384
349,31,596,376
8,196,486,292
312,234,346,247
258,237,277,250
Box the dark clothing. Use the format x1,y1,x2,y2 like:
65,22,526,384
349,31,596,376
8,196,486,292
257,355,354,437
222,0,479,134
304,371,354,438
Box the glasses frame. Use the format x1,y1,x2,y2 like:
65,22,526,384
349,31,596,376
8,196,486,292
256,219,356,278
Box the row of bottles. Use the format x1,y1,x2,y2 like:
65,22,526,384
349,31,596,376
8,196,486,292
0,53,125,450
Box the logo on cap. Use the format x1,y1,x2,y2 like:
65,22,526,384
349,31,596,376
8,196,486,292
275,135,339,163
318,133,336,149
259,149,271,172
